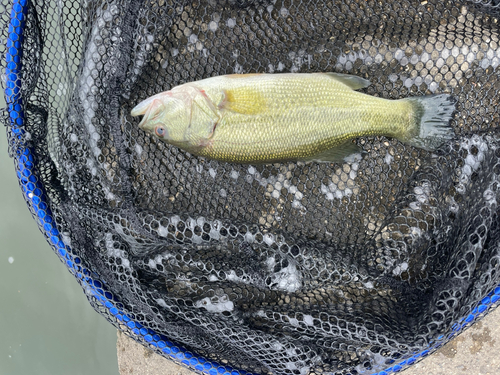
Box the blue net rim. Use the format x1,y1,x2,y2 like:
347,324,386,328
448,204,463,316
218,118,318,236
3,1,499,374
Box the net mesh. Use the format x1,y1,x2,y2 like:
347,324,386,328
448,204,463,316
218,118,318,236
2,0,500,374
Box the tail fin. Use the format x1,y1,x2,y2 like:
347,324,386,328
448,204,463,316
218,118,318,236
402,94,456,151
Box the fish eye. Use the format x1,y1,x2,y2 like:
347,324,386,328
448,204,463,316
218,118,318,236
154,125,167,138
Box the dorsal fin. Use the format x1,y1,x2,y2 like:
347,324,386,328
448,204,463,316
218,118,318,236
225,73,264,79
320,73,371,90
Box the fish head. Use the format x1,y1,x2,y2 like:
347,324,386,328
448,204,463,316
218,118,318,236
131,90,192,145
131,86,219,148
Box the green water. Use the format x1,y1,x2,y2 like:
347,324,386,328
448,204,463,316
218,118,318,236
0,117,119,373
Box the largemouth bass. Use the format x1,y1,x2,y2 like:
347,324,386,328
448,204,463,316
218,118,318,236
131,73,456,164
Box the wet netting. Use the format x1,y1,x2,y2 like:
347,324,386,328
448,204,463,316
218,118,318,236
2,0,500,374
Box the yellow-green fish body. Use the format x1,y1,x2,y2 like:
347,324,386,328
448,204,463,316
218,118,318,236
132,73,455,164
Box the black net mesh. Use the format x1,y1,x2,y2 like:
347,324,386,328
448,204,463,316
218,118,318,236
2,0,500,374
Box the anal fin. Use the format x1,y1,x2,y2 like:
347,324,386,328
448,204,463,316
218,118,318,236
301,142,363,163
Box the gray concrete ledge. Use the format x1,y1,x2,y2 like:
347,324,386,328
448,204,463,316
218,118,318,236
117,306,500,375
117,330,194,375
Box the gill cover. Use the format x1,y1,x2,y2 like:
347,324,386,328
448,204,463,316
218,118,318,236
132,85,220,147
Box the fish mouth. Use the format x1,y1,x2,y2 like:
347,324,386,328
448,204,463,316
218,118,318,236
131,94,166,129
137,113,149,129
131,96,156,117
131,91,170,117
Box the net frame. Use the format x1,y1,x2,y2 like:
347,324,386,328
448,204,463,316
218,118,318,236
3,0,500,374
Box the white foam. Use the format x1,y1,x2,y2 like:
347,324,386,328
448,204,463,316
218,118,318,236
447,195,460,214
102,185,117,201
363,281,374,289
266,256,276,270
212,13,221,23
263,233,275,246
185,217,205,244
321,182,353,201
156,298,168,308
135,144,143,157
104,233,130,268
269,262,302,293
148,254,170,269
226,270,249,285
280,7,289,17
392,262,408,276
289,50,312,73
255,310,267,318
286,362,298,371
335,35,499,93
248,170,305,211
303,314,314,326
209,167,217,178
189,34,198,44
272,341,283,351
195,296,234,313
170,215,181,226
320,163,359,201
408,182,432,212
414,184,431,203
209,220,222,240
354,352,389,374
61,232,72,246
209,21,218,31
79,21,102,158
234,62,243,74
244,232,255,243
457,136,489,194
484,188,497,206
409,202,421,210
288,318,299,327
147,258,156,268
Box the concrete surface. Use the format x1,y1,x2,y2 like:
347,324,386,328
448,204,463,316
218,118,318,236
117,330,194,375
117,306,500,375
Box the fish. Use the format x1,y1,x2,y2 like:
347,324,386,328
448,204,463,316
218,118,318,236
131,73,456,164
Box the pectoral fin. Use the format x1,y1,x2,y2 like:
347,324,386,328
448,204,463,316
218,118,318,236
302,142,363,163
321,73,371,90
219,87,267,115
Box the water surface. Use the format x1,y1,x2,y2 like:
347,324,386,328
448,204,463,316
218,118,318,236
0,109,119,374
